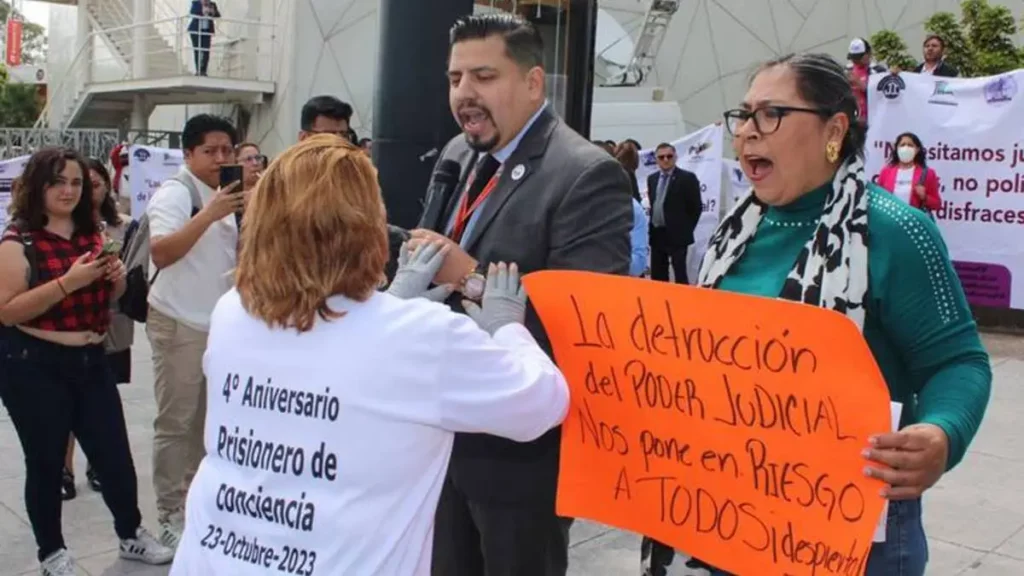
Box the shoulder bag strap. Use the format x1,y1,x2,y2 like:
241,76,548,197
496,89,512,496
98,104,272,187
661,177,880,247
20,232,39,287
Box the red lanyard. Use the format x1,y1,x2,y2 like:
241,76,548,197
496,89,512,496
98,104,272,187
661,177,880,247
450,168,501,243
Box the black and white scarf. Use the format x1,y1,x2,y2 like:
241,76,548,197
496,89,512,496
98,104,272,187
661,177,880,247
697,156,870,330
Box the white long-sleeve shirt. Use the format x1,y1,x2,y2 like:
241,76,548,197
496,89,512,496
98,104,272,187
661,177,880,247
170,289,569,576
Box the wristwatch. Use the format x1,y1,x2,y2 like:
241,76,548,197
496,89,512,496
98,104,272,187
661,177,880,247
460,269,486,301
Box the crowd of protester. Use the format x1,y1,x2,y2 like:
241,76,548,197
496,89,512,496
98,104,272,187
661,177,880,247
0,14,990,576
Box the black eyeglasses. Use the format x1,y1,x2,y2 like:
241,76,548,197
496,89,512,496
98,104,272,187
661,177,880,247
657,154,674,160
240,154,267,165
723,105,830,137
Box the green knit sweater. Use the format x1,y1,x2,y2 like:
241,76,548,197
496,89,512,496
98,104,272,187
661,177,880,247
717,182,991,469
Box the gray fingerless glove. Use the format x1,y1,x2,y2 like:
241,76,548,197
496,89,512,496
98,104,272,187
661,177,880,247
463,263,526,335
386,242,454,302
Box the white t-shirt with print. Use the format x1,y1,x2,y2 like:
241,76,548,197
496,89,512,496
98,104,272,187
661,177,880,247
169,289,569,576
893,167,916,205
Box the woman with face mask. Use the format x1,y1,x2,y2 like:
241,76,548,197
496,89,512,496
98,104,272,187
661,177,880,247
877,132,942,213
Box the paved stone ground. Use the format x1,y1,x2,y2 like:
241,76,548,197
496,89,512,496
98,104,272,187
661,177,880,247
0,332,1021,575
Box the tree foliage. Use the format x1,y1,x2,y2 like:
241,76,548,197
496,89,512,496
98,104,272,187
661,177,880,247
869,30,917,70
0,70,42,127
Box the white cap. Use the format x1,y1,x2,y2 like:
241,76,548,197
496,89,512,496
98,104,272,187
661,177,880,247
848,38,867,55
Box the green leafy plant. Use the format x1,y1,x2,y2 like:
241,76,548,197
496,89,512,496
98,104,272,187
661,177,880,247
869,30,917,70
0,65,43,128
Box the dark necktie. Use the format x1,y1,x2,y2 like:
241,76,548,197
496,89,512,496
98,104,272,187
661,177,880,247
466,154,500,206
448,154,500,242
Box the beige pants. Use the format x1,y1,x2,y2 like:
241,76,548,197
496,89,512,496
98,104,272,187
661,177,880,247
147,306,208,521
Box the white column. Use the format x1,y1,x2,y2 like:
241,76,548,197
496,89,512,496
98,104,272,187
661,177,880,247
130,93,148,131
77,0,92,83
131,0,152,79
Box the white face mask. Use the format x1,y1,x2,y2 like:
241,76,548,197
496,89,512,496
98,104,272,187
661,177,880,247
897,146,917,164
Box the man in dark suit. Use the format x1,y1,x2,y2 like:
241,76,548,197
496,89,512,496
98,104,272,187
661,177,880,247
889,34,959,78
646,142,702,284
913,34,959,77
412,13,632,576
188,0,220,76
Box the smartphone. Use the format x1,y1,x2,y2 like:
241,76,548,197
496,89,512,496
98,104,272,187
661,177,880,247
100,237,122,257
219,164,244,190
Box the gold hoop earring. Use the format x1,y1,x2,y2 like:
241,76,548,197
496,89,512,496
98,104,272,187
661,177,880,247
826,141,840,164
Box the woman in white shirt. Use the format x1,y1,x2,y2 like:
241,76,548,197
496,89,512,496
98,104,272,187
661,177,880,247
170,135,570,576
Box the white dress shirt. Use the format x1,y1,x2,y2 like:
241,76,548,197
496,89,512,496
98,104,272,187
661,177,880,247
170,289,569,576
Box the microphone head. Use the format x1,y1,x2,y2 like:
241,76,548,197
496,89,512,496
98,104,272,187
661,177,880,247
434,159,462,186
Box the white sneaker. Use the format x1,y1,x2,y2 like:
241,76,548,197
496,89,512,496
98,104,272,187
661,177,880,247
39,549,76,576
158,510,184,550
119,527,174,565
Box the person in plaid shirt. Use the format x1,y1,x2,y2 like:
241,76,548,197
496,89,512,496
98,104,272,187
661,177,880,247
0,148,173,576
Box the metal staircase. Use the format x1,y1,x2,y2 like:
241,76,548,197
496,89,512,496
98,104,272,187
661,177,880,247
610,0,680,86
36,0,276,130
85,0,179,76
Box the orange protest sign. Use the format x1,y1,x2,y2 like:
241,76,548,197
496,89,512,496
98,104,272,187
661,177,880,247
522,271,891,576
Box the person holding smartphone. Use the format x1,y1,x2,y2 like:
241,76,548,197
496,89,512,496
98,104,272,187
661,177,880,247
145,114,243,551
0,148,174,576
59,158,136,500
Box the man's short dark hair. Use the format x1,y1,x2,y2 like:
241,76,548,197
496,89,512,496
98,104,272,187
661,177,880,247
182,114,238,150
655,142,675,153
449,14,544,70
924,34,945,49
301,96,353,131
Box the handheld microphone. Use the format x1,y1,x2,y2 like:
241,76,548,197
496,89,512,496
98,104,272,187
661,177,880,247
431,159,462,206
434,159,462,188
419,159,463,228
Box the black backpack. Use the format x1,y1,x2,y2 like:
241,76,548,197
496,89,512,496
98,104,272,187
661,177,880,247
119,171,203,322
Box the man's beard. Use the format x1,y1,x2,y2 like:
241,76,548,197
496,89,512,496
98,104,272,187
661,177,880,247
457,103,500,152
465,132,500,152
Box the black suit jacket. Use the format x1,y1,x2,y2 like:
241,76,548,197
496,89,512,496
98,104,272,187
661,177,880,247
647,166,702,247
418,105,633,506
913,61,959,77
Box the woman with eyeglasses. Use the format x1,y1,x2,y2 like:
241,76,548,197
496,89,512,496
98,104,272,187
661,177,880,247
236,142,267,192
671,53,990,576
876,132,942,214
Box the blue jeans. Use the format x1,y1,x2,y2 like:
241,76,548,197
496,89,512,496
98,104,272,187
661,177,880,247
655,499,928,576
864,498,929,576
0,328,142,560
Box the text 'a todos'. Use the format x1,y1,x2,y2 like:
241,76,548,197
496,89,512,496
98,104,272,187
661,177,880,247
523,271,892,576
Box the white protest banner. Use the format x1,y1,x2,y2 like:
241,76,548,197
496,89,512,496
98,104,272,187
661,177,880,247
867,71,1024,309
0,154,31,231
722,158,751,212
637,123,724,283
129,145,184,219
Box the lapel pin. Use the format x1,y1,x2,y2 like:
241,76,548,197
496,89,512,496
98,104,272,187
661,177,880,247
511,164,526,181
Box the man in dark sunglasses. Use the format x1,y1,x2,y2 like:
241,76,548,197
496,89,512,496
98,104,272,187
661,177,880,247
646,142,702,284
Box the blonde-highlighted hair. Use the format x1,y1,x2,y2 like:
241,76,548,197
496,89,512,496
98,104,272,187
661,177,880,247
235,134,388,332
